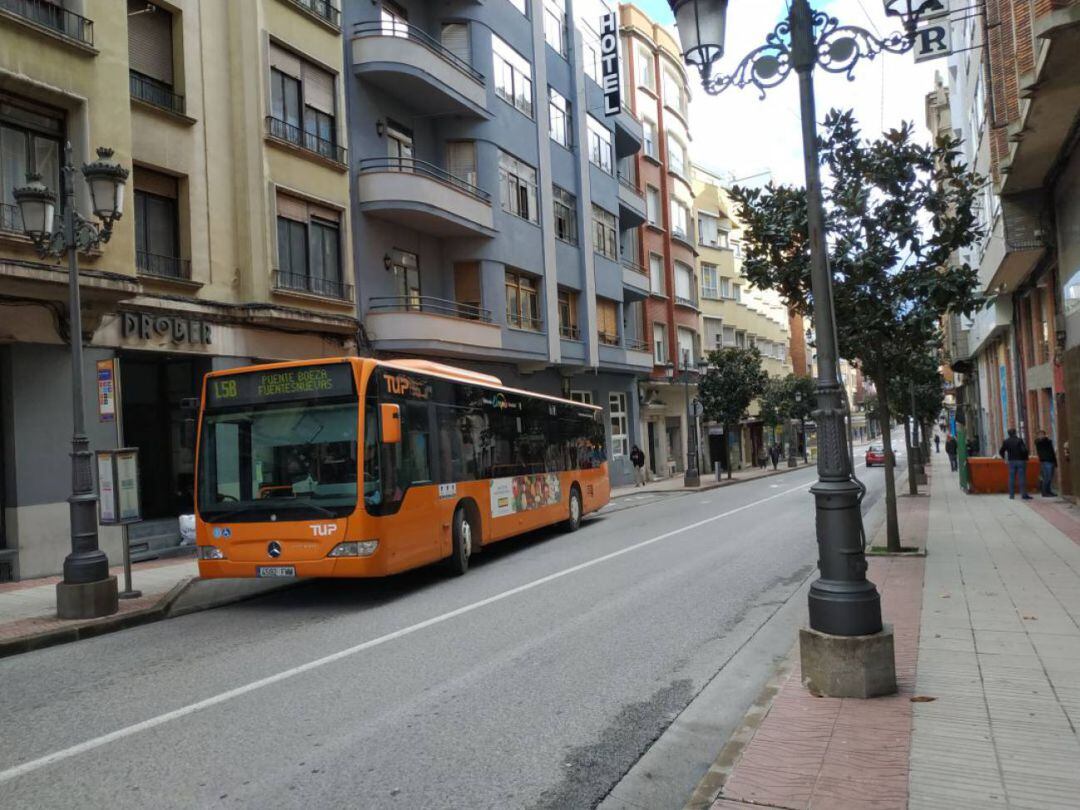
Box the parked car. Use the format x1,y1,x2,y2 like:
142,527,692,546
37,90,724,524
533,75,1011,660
865,445,896,467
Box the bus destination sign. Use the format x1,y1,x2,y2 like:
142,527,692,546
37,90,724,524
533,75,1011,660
206,363,354,408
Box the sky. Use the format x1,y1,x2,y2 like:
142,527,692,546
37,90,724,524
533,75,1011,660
631,0,943,187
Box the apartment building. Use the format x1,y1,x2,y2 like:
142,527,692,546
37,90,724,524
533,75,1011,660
344,0,650,487
944,0,1079,495
692,164,793,472
618,3,702,480
0,0,355,579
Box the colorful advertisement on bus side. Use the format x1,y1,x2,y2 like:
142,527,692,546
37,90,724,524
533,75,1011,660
490,474,562,518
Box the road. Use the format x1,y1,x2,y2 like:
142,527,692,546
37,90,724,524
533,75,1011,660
0,449,899,809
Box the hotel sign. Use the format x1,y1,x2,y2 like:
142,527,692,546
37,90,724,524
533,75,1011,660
600,12,620,115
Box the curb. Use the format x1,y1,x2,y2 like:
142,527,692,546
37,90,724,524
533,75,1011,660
613,461,815,501
0,576,300,660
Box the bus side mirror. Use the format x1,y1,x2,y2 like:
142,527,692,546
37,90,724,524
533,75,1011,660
380,403,401,444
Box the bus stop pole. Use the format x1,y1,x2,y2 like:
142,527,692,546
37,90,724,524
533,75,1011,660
118,522,141,600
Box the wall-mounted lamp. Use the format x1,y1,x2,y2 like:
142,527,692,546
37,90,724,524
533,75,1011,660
375,119,386,137
383,252,393,271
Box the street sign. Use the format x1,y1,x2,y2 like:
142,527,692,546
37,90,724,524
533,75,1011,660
912,21,952,62
600,12,620,115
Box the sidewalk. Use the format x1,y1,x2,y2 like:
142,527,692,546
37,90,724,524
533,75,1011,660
695,450,1080,809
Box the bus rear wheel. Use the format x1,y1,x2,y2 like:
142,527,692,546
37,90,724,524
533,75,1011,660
565,486,582,532
448,506,472,576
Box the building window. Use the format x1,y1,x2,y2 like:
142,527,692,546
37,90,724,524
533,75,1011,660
275,193,345,299
597,298,619,346
387,248,420,305
581,27,601,82
719,277,732,299
493,35,533,117
698,213,720,247
676,327,695,365
447,140,477,187
609,393,629,458
440,23,471,64
735,330,746,348
674,261,694,306
722,325,735,346
649,253,665,295
670,199,689,239
134,168,181,278
667,133,687,177
636,44,654,89
558,288,579,339
733,282,741,302
499,150,539,223
662,68,688,118
543,0,567,57
646,185,661,225
385,119,413,166
553,185,578,244
653,322,668,364
549,87,572,148
592,204,617,260
571,390,593,404
704,317,723,349
731,239,743,258
507,0,527,14
268,44,339,161
380,1,408,36
587,115,613,174
642,117,658,159
506,270,541,331
128,0,181,113
0,94,62,233
701,263,719,299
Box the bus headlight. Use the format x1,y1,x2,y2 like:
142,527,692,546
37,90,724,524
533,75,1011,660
327,540,379,558
198,545,226,560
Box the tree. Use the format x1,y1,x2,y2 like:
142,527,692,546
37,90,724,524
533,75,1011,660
759,374,817,457
699,347,769,478
730,110,983,551
889,348,946,494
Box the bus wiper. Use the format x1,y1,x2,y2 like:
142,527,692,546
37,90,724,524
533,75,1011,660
203,501,337,521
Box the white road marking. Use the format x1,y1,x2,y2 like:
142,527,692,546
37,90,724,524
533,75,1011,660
0,479,815,784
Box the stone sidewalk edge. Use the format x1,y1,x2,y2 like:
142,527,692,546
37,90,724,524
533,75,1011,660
0,576,299,660
613,460,815,500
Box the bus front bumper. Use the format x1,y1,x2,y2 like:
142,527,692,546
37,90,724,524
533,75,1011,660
197,556,392,579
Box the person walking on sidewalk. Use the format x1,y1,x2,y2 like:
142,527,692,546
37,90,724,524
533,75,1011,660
945,434,958,471
1000,428,1032,500
934,433,940,453
1035,430,1057,497
630,445,646,487
768,443,781,471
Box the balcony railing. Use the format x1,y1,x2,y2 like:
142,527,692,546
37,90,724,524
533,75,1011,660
0,0,93,45
368,295,492,322
625,336,649,352
1,202,21,233
136,251,191,281
621,257,647,276
286,0,340,27
358,157,490,203
352,21,483,84
265,116,347,164
273,269,353,301
674,293,699,308
617,172,641,194
598,330,620,347
559,323,580,340
130,71,185,115
508,314,544,332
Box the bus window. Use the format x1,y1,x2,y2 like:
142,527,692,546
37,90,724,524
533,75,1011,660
364,401,382,507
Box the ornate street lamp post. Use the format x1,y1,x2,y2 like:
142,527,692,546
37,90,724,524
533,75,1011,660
668,0,944,696
13,144,128,619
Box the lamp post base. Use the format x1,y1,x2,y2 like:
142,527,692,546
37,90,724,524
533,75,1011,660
684,470,701,487
799,624,896,698
56,575,119,619
787,457,798,468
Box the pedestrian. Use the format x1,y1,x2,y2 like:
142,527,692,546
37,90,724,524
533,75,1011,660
966,435,980,458
945,434,958,471
769,443,781,471
757,445,768,470
999,428,1032,500
1035,430,1057,498
934,434,940,453
629,444,646,487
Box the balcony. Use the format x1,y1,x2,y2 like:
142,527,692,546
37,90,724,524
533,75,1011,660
265,116,347,166
0,0,94,48
130,71,185,116
136,251,192,282
559,323,581,340
621,257,650,297
273,269,353,302
356,157,495,237
598,330,620,347
1,202,22,234
352,22,488,119
366,295,502,355
617,174,646,229
282,0,340,29
614,104,643,158
984,191,1050,295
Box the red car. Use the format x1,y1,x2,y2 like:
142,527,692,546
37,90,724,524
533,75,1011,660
864,445,895,467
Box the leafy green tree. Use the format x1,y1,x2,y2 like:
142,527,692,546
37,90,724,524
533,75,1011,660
699,347,769,478
759,374,817,455
889,348,946,492
730,110,983,551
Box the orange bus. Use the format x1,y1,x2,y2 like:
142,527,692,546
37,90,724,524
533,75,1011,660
194,357,609,579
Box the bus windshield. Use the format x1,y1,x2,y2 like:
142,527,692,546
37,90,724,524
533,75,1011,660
198,399,358,522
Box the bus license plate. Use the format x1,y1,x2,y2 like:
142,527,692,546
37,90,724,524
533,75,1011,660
256,566,295,578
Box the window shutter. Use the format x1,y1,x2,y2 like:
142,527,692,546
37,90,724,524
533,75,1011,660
133,167,177,198
446,141,477,187
276,192,308,222
128,0,173,84
268,44,302,79
301,62,335,115
441,24,470,63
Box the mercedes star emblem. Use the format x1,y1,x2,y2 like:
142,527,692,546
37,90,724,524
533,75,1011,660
267,541,282,558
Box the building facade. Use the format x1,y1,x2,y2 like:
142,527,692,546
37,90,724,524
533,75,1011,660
0,0,357,579
944,0,1079,496
692,164,793,472
344,0,651,487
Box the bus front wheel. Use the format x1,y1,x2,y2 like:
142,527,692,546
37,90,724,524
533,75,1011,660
449,506,472,576
565,486,582,532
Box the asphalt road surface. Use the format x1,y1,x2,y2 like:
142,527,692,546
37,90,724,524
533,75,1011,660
0,449,899,809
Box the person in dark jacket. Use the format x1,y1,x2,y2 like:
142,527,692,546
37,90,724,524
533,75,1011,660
934,434,941,453
768,443,781,470
630,445,646,487
1035,430,1057,497
945,435,958,471
999,428,1032,500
